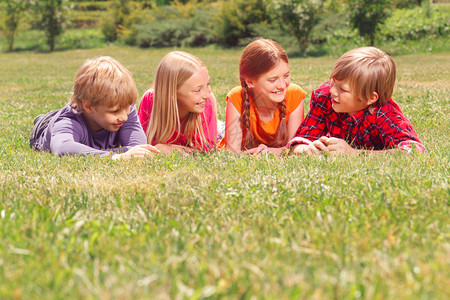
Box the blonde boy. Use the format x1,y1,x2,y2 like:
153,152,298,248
30,56,159,159
291,47,425,155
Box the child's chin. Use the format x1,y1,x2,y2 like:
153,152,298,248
107,126,121,132
331,104,341,113
271,95,285,103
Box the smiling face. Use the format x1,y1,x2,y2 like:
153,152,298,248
329,78,372,116
82,101,131,132
176,67,211,119
246,60,290,107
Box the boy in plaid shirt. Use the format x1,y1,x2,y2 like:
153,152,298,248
291,47,424,155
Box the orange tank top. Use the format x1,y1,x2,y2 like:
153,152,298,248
224,83,306,148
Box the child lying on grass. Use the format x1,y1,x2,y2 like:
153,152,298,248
221,38,306,156
30,56,159,159
290,46,425,155
138,51,218,154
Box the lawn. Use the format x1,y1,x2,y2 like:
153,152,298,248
0,46,449,299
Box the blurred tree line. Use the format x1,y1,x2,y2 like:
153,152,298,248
1,0,449,53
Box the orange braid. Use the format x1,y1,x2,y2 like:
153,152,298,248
268,99,289,147
240,81,254,150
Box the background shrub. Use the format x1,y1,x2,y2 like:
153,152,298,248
381,4,450,41
57,28,105,49
134,4,215,47
214,0,269,47
1,0,449,55
101,0,142,42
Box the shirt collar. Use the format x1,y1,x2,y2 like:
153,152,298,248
343,109,366,126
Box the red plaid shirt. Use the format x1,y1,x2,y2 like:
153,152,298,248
292,81,425,152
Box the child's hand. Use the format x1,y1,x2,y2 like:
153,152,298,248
291,137,328,155
112,144,160,160
319,137,358,155
155,144,192,156
244,144,285,156
244,144,268,156
292,143,322,155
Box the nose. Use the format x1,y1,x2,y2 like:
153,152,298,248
330,82,337,97
277,78,287,89
118,107,129,122
202,87,210,100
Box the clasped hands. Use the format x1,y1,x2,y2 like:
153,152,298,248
292,136,358,155
112,137,359,159
243,136,358,157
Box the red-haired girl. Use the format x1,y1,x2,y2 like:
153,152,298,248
222,38,306,155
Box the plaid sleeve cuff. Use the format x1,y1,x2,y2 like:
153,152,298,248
288,137,313,147
398,140,426,153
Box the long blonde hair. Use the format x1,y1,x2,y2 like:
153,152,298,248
239,38,289,150
146,51,210,149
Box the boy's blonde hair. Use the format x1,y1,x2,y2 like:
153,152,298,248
146,51,210,149
330,47,396,109
70,56,138,112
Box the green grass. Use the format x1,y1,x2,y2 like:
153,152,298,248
0,47,449,299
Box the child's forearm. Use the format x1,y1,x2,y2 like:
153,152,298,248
51,139,115,157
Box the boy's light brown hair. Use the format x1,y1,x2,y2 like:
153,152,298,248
330,47,396,110
70,56,138,112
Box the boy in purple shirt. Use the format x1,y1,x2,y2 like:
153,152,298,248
290,47,425,155
30,56,159,159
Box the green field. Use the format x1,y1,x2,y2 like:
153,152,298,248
0,47,449,299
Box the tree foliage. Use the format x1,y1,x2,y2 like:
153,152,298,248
101,0,138,42
0,0,30,51
35,0,66,51
134,2,215,47
347,0,391,46
215,0,269,47
268,0,323,54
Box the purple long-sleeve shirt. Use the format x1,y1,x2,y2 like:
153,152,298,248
33,103,147,156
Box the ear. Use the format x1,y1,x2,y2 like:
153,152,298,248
367,92,379,105
245,78,254,88
82,100,94,113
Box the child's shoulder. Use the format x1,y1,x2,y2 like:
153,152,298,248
288,82,302,90
205,96,215,112
310,81,332,105
287,83,307,97
287,83,304,92
141,88,155,101
226,86,244,110
227,86,242,98
139,88,155,113
56,103,81,121
51,104,87,135
372,98,404,120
